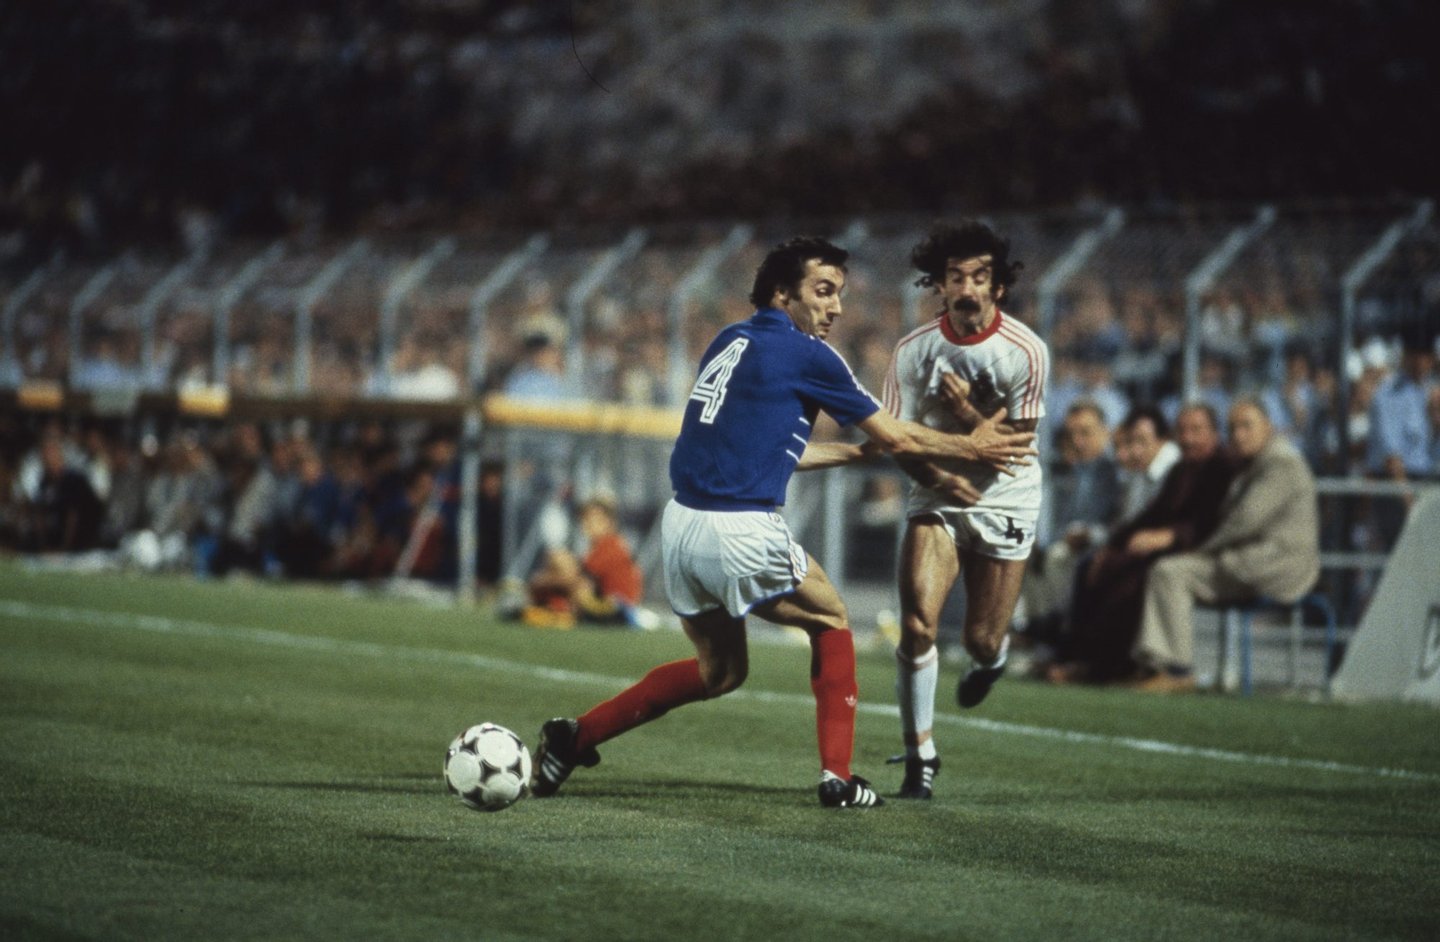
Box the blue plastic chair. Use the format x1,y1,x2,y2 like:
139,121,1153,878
1231,592,1339,696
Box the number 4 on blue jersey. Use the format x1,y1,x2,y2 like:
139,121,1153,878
688,337,749,424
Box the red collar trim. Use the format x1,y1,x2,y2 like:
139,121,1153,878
938,309,1004,345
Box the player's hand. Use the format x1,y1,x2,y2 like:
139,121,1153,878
966,408,1037,475
939,372,971,405
934,470,983,506
939,373,987,431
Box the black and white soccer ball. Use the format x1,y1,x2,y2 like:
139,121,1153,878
443,723,533,812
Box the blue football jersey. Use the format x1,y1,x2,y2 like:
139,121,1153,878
669,308,881,510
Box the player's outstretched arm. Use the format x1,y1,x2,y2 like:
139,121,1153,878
795,441,869,471
797,434,984,504
857,409,1036,474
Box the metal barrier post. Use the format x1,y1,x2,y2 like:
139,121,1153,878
1036,207,1125,344
564,228,648,381
1181,205,1276,401
376,237,456,396
1338,199,1434,467
465,235,549,392
500,428,523,583
137,255,200,391
294,239,368,393
502,434,578,584
66,263,119,389
213,241,284,387
456,404,485,605
2,262,51,386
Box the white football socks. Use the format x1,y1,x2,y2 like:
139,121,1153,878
896,645,939,760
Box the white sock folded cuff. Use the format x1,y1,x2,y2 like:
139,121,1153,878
988,634,1011,669
896,646,940,670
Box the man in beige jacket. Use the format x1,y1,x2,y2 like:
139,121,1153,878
1132,397,1321,692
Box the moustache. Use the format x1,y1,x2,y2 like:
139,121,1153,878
954,298,982,312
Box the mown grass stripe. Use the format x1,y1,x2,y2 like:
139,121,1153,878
3,598,1436,785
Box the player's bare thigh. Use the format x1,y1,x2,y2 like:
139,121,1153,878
959,551,1026,664
681,608,749,697
752,552,848,638
898,516,961,657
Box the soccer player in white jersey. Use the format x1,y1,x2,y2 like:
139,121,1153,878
881,220,1050,799
529,236,1036,809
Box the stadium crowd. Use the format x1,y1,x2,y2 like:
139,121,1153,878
5,325,1435,585
0,415,505,589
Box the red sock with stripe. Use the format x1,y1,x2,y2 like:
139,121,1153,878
810,629,858,780
576,659,708,752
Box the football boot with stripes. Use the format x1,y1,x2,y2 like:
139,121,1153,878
530,717,601,797
818,773,884,809
887,754,941,799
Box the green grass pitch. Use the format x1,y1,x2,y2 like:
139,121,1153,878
2,563,1438,941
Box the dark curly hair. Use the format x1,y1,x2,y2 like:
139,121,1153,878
910,220,1022,295
749,236,849,309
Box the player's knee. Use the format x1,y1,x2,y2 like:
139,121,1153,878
900,612,939,649
806,591,849,633
814,608,849,634
702,661,748,697
790,606,848,637
966,632,1005,665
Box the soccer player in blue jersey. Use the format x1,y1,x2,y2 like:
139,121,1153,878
531,237,1035,808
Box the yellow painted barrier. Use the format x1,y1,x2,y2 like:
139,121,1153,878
481,396,683,440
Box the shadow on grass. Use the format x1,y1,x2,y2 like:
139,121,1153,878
247,779,437,795
558,777,798,800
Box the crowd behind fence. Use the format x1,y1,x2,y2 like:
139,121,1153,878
4,203,1437,413
3,205,1439,685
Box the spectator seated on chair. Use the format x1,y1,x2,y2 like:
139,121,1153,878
1113,405,1182,527
1042,403,1233,685
1130,398,1321,693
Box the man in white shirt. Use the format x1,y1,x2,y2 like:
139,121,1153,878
1114,405,1181,525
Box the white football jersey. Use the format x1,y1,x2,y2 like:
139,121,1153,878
882,310,1049,519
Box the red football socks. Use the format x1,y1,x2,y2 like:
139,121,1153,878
575,659,708,752
810,629,858,780
573,633,858,777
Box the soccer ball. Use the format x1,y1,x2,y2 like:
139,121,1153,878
443,723,533,812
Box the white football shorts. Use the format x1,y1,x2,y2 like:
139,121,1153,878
661,499,808,618
910,507,1036,561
